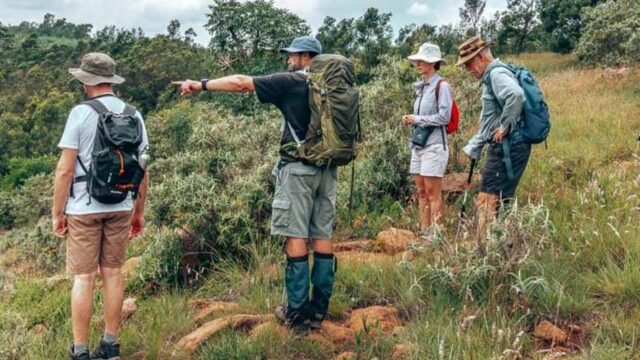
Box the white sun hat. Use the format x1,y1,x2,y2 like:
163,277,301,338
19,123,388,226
407,42,446,65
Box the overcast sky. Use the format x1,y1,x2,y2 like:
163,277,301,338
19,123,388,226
0,0,507,45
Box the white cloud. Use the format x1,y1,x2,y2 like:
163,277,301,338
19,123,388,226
407,2,430,17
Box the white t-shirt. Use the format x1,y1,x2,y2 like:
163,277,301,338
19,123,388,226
58,95,149,215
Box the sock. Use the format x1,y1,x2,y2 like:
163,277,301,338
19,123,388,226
103,332,118,344
74,344,88,354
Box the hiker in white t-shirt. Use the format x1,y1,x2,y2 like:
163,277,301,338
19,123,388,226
51,53,149,360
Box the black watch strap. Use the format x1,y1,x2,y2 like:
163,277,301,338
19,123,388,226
200,79,209,92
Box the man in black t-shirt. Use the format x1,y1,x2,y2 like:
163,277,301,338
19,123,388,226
174,36,337,332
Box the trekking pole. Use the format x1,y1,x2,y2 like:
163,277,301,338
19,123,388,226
459,159,477,218
348,161,355,212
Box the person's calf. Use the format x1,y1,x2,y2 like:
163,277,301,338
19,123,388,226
475,192,499,241
100,266,124,336
71,272,96,345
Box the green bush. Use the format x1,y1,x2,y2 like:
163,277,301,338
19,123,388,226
0,155,56,190
575,0,640,66
5,219,66,273
128,227,185,290
12,174,53,227
0,310,31,360
0,192,14,230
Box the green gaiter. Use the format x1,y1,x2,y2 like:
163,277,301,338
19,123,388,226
310,252,336,321
285,255,310,311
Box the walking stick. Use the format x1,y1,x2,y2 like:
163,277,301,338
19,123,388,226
460,159,477,218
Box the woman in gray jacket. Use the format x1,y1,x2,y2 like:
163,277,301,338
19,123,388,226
401,43,453,236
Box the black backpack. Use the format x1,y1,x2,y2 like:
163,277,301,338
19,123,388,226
72,98,145,204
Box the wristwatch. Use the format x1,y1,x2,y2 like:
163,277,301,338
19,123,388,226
200,79,209,92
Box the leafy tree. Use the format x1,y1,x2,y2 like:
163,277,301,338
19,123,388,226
316,16,357,56
539,0,605,53
316,8,392,83
575,0,640,66
497,0,542,53
167,19,182,40
205,0,310,59
459,0,487,36
395,23,437,58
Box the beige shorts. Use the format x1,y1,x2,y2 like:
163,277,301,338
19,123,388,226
66,211,132,275
410,144,449,177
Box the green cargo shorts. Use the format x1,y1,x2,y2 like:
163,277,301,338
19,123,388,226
271,161,337,240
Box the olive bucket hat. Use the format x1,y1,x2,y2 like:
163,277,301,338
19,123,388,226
69,53,125,86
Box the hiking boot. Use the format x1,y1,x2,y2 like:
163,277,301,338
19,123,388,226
69,346,90,360
90,338,120,360
309,317,323,331
275,305,309,334
417,228,434,240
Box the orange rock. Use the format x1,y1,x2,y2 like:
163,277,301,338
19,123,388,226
394,250,416,262
249,322,287,339
392,343,416,360
306,331,333,347
194,301,240,324
443,172,470,193
333,240,373,252
45,274,69,287
121,298,137,322
347,306,400,333
376,228,417,254
534,321,568,343
336,251,392,264
321,321,355,344
177,314,270,353
121,257,141,279
33,324,47,334
335,352,356,360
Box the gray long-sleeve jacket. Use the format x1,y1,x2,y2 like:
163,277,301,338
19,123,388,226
463,59,525,160
411,73,453,149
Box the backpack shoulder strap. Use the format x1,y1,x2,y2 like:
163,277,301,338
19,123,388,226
83,99,110,115
123,103,137,116
435,79,443,106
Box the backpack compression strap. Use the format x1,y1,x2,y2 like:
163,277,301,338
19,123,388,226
435,80,447,152
485,68,517,180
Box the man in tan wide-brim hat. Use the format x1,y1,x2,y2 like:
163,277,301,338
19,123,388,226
456,36,531,245
55,52,148,360
69,53,125,85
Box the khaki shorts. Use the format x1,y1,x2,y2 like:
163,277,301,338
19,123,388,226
66,211,132,275
271,162,337,240
410,144,449,177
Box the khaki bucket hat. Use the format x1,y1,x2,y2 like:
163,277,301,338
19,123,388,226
69,53,125,85
455,36,494,66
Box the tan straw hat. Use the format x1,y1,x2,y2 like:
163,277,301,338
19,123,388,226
69,53,125,85
455,36,494,66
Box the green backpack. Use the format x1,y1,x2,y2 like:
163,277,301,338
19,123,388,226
286,54,361,167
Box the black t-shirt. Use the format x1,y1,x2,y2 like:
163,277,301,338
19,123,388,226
253,71,309,154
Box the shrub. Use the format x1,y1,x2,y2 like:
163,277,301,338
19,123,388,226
575,0,640,66
0,155,56,190
0,192,14,230
12,173,53,227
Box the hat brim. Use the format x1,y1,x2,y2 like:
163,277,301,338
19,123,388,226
407,54,447,65
455,42,494,67
68,68,125,86
278,46,319,54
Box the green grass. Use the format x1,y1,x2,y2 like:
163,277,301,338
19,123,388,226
1,55,640,358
